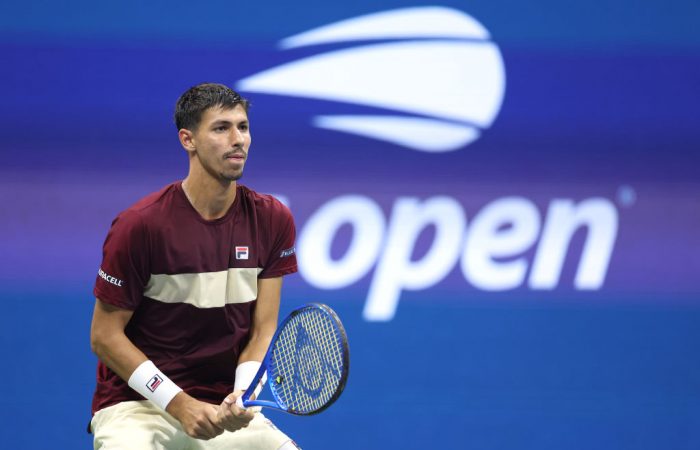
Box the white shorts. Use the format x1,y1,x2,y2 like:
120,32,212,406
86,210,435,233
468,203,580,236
91,401,298,450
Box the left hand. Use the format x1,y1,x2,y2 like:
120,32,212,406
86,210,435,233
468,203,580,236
215,390,256,432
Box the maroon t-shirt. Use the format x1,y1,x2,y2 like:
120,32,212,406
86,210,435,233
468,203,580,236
92,182,297,414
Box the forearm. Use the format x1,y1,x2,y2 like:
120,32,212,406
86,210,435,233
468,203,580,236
237,327,274,364
237,277,282,364
91,309,218,435
90,299,148,382
233,277,282,398
234,330,274,398
91,306,185,413
91,328,148,382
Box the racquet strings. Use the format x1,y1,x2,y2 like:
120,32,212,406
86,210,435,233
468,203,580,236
268,307,346,414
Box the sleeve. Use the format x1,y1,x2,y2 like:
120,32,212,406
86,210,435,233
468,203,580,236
258,198,298,279
93,210,150,310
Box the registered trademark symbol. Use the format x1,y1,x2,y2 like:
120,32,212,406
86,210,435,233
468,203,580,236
616,185,636,207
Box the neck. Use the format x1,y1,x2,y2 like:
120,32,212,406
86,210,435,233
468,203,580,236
182,170,237,221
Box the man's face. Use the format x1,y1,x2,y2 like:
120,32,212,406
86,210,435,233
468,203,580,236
189,104,251,182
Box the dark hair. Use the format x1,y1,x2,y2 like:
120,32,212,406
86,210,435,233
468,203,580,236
174,83,250,131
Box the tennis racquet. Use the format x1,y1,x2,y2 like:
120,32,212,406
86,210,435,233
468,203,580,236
239,303,350,415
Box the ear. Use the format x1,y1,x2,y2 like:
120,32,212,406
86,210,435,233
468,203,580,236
178,128,197,153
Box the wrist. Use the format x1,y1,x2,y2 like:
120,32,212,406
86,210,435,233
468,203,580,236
128,360,183,411
164,391,189,417
234,361,266,398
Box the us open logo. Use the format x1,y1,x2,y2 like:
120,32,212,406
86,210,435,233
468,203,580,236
237,6,506,152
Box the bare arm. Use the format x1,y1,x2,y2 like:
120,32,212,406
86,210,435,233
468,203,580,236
239,276,283,363
216,277,282,430
90,298,146,380
90,298,224,440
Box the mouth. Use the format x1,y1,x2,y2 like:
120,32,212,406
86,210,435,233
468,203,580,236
224,152,246,162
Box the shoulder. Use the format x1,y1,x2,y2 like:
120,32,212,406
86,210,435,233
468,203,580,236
114,182,179,225
128,182,179,215
238,185,293,221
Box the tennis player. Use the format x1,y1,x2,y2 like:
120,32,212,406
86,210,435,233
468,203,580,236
89,83,300,449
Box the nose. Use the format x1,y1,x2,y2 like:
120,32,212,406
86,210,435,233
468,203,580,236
231,128,246,147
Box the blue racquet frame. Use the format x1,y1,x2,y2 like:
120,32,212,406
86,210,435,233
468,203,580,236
240,303,350,415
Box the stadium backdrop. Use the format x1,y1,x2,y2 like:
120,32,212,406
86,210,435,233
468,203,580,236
1,0,699,448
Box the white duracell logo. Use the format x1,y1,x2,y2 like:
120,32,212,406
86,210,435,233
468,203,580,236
236,7,506,152
98,268,124,287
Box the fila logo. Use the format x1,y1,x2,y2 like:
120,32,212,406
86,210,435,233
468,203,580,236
237,7,505,152
236,246,249,260
147,374,163,392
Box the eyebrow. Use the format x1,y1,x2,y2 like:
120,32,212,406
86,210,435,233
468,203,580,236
210,120,233,127
210,119,248,127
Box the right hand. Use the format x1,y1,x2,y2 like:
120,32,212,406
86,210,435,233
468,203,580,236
166,392,224,440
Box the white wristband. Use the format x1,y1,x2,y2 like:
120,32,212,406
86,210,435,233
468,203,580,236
128,360,182,411
234,361,267,398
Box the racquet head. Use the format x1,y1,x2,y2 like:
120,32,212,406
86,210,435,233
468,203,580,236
265,303,350,415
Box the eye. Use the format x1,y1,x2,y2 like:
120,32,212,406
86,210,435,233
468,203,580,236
239,123,249,132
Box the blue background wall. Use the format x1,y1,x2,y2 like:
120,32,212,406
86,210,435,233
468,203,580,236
1,1,699,448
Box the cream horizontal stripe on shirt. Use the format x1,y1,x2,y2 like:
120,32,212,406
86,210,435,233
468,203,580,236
144,268,263,308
